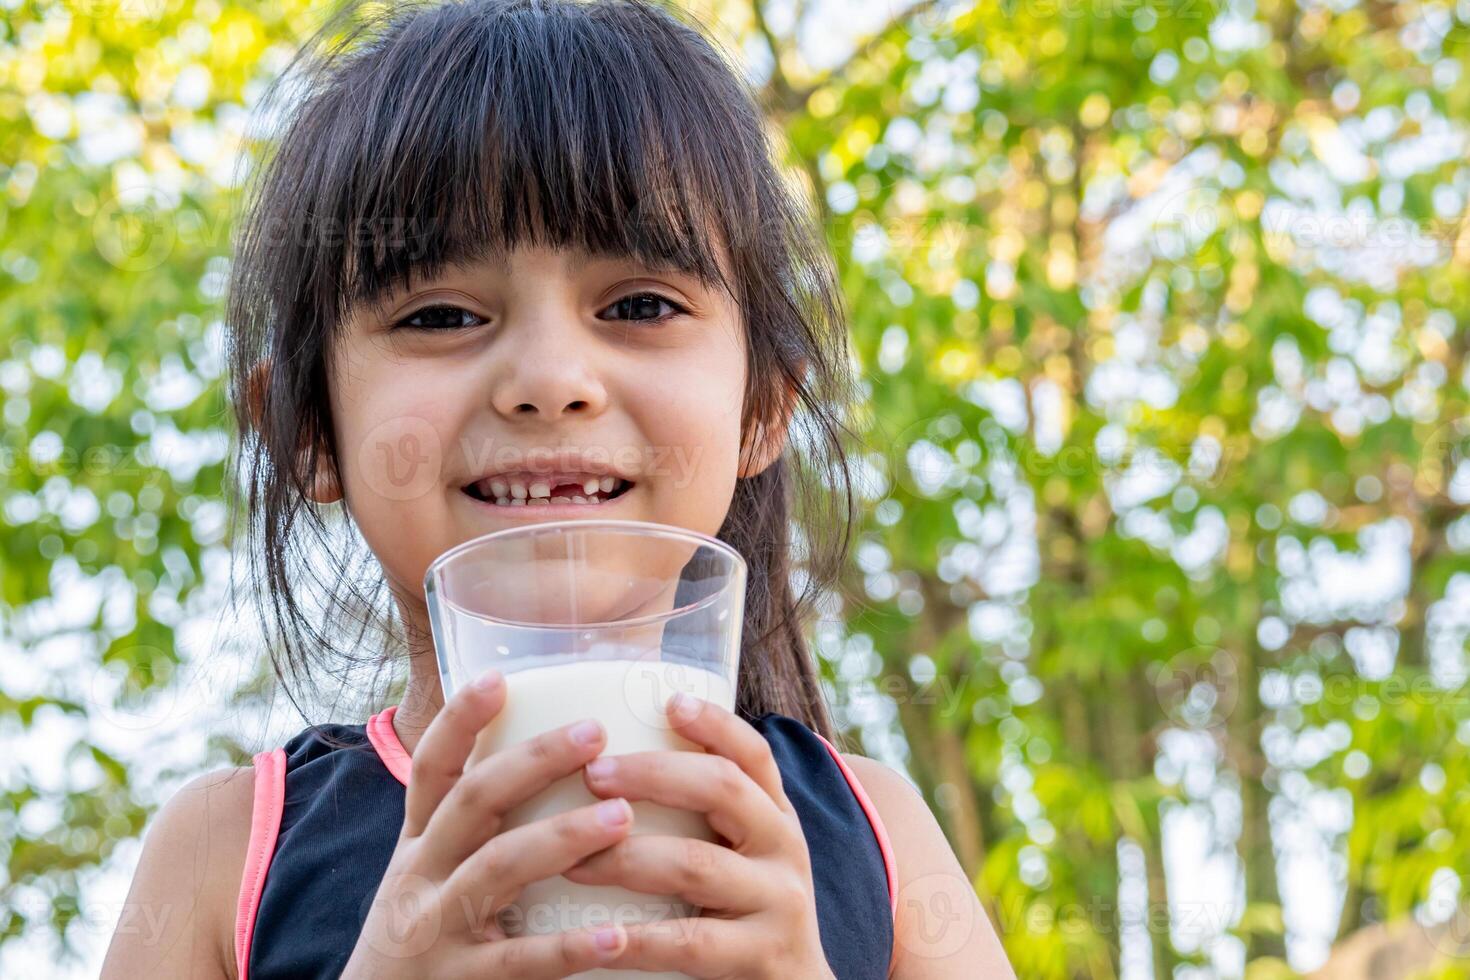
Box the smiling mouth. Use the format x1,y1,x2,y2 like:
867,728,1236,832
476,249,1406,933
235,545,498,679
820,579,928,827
461,473,635,506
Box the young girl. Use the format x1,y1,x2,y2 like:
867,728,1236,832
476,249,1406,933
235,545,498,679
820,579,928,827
102,0,1013,977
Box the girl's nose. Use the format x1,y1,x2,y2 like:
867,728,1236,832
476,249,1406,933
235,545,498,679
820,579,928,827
488,324,610,422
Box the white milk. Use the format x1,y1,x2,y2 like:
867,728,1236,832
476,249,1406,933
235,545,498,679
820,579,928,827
469,658,737,980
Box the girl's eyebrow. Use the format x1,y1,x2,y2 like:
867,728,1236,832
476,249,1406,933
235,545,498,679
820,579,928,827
386,248,721,305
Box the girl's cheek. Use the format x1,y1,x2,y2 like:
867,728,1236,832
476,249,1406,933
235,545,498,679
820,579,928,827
331,342,464,487
336,406,453,581
343,408,455,506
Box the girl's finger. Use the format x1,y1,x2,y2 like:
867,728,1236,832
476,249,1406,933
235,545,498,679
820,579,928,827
563,834,767,914
602,917,762,978
463,924,628,978
582,749,788,852
402,671,507,839
418,717,609,872
443,796,635,916
663,694,792,813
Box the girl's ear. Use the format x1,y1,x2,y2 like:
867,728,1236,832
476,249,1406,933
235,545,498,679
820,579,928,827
245,357,343,505
738,381,799,479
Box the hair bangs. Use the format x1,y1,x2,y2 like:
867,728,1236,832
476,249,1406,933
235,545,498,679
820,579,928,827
284,0,744,328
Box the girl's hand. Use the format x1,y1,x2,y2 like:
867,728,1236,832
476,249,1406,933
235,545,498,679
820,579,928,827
565,692,837,980
341,670,637,979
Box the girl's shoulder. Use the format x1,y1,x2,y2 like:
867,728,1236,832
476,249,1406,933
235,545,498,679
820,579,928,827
834,753,1018,979
100,766,255,980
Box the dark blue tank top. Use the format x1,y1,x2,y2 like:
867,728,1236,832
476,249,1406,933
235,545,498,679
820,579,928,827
238,706,895,979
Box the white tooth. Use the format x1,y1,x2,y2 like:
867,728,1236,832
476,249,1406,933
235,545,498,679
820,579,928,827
496,497,510,505
529,480,551,498
599,476,616,492
510,482,528,499
571,495,588,503
583,479,600,495
550,496,570,504
529,496,550,505
510,498,525,506
490,477,509,497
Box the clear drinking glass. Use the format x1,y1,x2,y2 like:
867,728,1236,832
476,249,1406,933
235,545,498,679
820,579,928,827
424,519,746,980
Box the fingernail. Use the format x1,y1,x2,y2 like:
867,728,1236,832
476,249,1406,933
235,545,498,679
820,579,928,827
473,670,503,692
586,757,616,780
596,797,631,827
594,925,623,953
570,719,603,745
667,691,698,720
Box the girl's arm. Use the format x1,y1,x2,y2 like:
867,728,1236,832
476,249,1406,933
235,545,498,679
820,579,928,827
841,755,1017,980
99,766,254,980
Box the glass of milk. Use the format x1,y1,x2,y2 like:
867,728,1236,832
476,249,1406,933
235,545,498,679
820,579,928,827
423,518,746,979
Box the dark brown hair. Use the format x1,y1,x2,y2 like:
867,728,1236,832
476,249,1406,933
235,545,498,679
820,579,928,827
223,0,859,742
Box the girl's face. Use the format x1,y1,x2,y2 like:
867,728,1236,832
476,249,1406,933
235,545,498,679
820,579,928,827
313,244,775,627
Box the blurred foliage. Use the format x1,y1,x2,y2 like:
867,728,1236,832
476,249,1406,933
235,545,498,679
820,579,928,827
1,0,1469,977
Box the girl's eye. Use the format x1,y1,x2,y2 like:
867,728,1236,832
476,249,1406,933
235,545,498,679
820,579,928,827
599,292,686,324
393,305,484,331
392,293,685,331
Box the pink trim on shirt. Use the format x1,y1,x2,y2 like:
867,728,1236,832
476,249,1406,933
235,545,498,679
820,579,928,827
813,733,899,922
235,748,286,980
366,705,413,787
